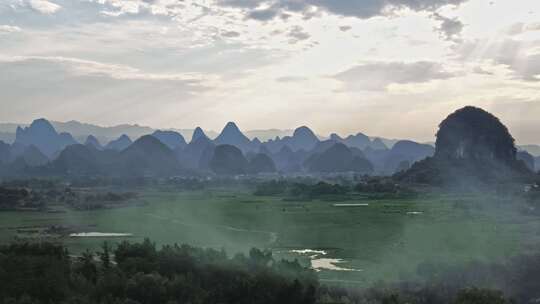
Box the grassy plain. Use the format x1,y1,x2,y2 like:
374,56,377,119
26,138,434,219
0,186,538,286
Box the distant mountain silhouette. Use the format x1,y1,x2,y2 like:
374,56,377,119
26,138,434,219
309,140,339,155
84,135,103,150
304,143,373,173
48,135,183,177
16,145,49,167
287,126,319,151
0,120,291,143
244,129,293,141
197,145,216,171
362,146,390,173
14,119,77,157
370,137,388,150
52,144,105,176
8,114,537,181
117,135,182,176
191,127,208,142
0,118,438,155
209,144,248,175
331,132,372,149
247,153,277,174
8,143,26,161
0,132,14,144
252,137,262,149
382,140,434,174
519,144,540,157
263,126,320,153
346,133,372,149
271,146,307,173
331,132,394,151
0,141,11,164
214,122,253,151
517,151,535,171
152,130,187,150
258,145,271,156
34,120,157,144
178,136,215,170
105,134,132,151
329,133,343,142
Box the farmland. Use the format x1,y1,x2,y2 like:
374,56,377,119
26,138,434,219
0,186,538,287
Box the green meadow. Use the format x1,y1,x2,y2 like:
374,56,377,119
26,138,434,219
0,187,538,286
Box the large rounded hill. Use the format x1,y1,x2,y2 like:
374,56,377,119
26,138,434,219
397,106,533,187
435,106,516,163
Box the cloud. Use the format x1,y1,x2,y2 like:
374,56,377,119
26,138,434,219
247,8,279,21
0,25,21,33
506,22,540,36
0,55,217,85
221,30,241,38
28,0,61,14
334,61,455,91
276,76,308,82
484,96,540,144
287,25,310,44
218,0,468,20
473,66,494,75
0,54,216,127
432,13,463,41
456,38,540,81
339,25,352,32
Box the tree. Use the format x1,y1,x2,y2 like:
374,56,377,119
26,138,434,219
77,250,98,283
99,241,112,270
454,288,508,304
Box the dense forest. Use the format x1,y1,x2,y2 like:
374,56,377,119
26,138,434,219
3,239,540,304
0,240,317,304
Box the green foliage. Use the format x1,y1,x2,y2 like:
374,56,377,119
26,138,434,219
0,187,29,209
0,180,138,211
0,242,71,302
3,239,540,304
354,178,418,198
396,156,534,189
253,180,289,196
302,182,349,197
76,250,98,283
254,180,349,199
166,178,206,190
0,240,317,304
454,288,508,304
254,178,417,200
99,242,112,270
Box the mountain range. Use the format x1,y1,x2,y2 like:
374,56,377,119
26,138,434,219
0,120,404,148
0,117,538,178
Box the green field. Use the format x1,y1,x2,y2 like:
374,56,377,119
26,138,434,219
1,187,539,286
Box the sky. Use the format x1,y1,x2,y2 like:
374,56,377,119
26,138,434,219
1,0,539,143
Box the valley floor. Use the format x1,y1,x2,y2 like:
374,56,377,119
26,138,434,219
0,187,538,287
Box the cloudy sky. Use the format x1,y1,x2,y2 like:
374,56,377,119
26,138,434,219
1,0,539,143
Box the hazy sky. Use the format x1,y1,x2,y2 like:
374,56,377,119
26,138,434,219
1,0,539,143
